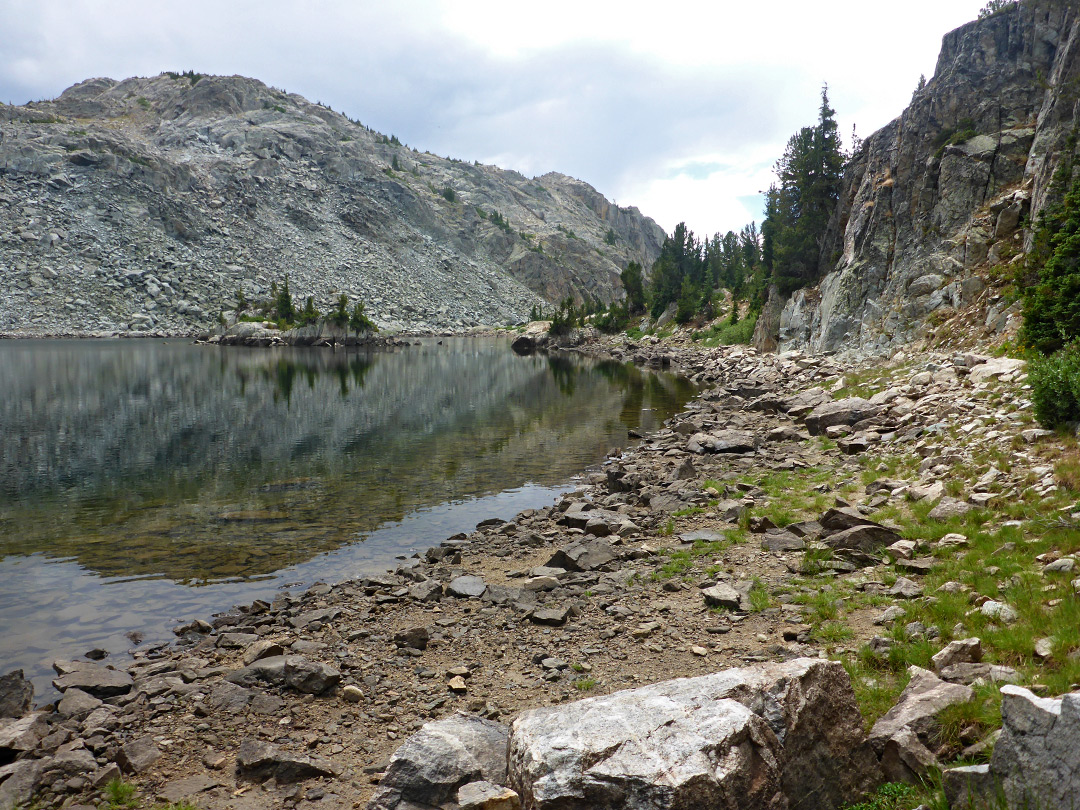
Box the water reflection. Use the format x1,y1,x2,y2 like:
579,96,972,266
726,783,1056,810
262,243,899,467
0,338,695,695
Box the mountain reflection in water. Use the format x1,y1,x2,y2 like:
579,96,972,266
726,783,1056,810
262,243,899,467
0,337,695,696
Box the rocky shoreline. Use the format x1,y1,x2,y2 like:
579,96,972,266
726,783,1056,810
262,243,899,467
2,333,1077,810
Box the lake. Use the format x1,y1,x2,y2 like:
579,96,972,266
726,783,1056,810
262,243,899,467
0,337,694,699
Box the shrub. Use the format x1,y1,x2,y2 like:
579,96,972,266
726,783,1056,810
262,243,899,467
1029,343,1080,428
440,186,456,203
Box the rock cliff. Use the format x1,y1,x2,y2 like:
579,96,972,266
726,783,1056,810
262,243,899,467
773,0,1080,355
0,74,665,334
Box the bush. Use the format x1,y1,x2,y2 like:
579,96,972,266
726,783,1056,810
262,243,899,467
1029,343,1080,428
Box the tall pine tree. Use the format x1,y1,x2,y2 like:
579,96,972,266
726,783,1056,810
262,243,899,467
766,85,844,294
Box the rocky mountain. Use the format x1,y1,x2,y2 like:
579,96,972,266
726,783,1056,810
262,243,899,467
0,74,665,334
764,0,1080,356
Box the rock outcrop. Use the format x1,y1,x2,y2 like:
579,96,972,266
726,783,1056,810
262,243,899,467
508,658,878,810
773,0,1080,356
0,74,665,335
943,685,1080,809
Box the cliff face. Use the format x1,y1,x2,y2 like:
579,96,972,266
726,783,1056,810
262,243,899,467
0,75,666,334
776,0,1080,355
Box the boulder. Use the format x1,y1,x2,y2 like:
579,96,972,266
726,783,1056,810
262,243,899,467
804,398,880,436
701,583,742,610
448,576,489,599
0,713,48,754
546,540,615,572
819,508,878,532
508,658,877,810
0,671,33,718
931,638,982,673
52,663,133,698
928,498,972,521
968,685,1080,810
236,739,334,783
117,735,162,774
823,524,902,552
510,335,537,355
367,713,509,810
869,666,973,765
687,430,757,454
225,655,340,694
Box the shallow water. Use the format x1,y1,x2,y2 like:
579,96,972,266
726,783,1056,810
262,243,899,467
0,337,694,699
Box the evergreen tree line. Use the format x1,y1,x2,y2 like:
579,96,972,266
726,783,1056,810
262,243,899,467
231,276,377,337
597,86,847,332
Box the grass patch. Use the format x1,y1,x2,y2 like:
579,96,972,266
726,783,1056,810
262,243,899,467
573,676,598,691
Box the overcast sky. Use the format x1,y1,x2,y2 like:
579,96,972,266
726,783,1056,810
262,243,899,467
1,0,986,236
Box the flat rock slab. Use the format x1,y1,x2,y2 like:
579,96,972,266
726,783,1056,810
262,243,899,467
804,398,880,435
367,712,508,810
687,430,757,454
52,664,133,698
225,655,340,694
447,575,489,599
529,606,573,627
237,739,334,783
509,658,877,810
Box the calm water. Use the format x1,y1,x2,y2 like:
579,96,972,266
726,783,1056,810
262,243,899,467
0,337,694,700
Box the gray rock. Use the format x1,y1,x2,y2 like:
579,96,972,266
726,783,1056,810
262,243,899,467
937,662,1020,685
395,627,430,651
0,713,48,754
242,639,285,666
824,524,902,552
941,764,993,809
687,429,757,454
0,759,45,810
546,540,615,572
761,530,806,552
409,580,443,602
529,606,573,627
236,739,334,783
887,578,923,599
869,666,973,754
225,655,340,694
804,398,880,436
980,600,1019,624
880,726,939,783
976,685,1080,810
701,583,742,610
931,638,982,673
928,498,972,522
368,713,508,810
448,575,488,599
117,735,162,774
508,658,877,810
0,670,33,718
56,688,102,719
52,663,133,698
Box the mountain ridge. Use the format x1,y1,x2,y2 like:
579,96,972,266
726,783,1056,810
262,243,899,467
0,72,665,334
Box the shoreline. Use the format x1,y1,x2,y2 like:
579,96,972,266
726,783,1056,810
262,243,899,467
0,333,1066,810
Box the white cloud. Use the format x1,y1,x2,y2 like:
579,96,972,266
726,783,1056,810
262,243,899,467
0,0,988,238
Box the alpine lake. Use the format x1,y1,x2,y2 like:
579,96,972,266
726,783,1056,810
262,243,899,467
0,337,695,699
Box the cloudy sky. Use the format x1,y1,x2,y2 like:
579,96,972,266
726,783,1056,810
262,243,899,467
1,0,986,236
